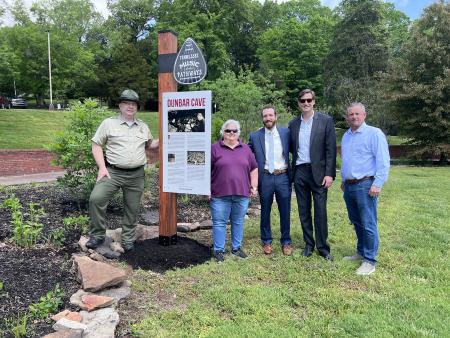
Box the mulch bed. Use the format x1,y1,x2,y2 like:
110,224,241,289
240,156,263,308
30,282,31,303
0,181,211,337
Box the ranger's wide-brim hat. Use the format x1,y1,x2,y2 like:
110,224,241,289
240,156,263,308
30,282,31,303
119,89,140,105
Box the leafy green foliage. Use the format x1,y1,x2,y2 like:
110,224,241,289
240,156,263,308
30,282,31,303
1,195,44,247
387,1,450,161
29,284,64,319
257,0,336,108
3,314,28,338
322,0,405,132
196,70,292,141
63,215,89,234
48,228,66,247
48,99,112,200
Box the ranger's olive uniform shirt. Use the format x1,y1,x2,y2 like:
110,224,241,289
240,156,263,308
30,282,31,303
92,115,153,169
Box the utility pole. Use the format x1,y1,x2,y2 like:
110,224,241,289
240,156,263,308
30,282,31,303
47,30,54,110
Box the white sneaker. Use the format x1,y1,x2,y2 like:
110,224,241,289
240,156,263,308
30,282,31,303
356,262,376,275
343,253,363,261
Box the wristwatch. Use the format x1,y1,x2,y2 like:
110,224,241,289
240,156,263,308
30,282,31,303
251,186,258,191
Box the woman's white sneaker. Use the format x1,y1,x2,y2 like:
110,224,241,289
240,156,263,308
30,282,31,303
356,262,376,275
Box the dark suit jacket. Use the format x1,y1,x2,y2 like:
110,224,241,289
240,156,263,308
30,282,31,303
288,112,336,186
248,126,290,187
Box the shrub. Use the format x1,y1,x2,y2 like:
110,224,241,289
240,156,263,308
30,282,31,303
63,215,89,234
29,284,64,319
48,99,112,201
1,195,44,247
3,314,28,338
48,228,66,247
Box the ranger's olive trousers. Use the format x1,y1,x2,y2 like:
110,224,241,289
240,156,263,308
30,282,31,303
89,166,145,246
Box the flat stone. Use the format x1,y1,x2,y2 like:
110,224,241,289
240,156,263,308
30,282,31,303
74,256,127,292
89,252,108,262
81,294,114,312
94,237,120,259
109,241,124,253
140,209,159,225
199,219,212,229
177,222,200,232
53,318,87,332
98,283,131,306
81,308,120,338
70,289,90,307
135,224,159,242
52,310,82,322
43,329,83,338
71,290,114,311
78,236,89,252
106,228,122,243
52,310,70,321
65,312,83,322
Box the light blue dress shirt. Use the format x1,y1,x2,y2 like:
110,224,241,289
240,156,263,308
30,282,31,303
296,113,314,165
341,123,390,188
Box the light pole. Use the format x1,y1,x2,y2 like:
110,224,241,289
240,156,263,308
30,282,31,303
47,30,54,110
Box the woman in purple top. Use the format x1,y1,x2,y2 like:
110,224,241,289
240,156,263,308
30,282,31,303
210,119,258,262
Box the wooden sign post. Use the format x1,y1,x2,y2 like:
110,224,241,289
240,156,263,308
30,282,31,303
158,30,178,245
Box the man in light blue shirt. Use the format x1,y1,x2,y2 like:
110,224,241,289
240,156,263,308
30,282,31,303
341,102,390,275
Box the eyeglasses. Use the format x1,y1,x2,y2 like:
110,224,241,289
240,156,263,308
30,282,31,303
299,98,313,104
224,129,238,134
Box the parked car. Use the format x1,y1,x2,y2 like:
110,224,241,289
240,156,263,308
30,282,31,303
11,98,27,108
0,96,11,109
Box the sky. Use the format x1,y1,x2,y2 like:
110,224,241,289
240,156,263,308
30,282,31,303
1,0,440,25
320,0,437,19
88,0,437,20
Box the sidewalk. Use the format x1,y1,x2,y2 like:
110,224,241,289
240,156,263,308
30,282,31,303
0,171,65,186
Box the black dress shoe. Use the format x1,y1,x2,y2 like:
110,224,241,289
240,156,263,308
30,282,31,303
321,253,334,261
86,237,105,249
302,246,313,257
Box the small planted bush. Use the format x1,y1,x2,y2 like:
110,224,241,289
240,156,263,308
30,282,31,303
3,314,28,338
29,284,64,319
63,215,89,234
1,195,45,247
48,99,112,201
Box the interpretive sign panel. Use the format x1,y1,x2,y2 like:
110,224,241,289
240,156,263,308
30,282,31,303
162,90,212,195
173,38,207,84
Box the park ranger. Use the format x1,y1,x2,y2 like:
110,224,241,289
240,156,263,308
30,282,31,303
86,89,159,251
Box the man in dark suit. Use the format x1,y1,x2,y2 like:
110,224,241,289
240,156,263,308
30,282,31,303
289,89,336,260
249,106,292,256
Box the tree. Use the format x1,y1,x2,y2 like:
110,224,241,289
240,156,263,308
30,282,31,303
322,0,400,131
257,0,335,108
30,0,102,42
105,41,151,106
107,0,156,42
196,70,292,142
387,1,450,161
0,36,20,94
1,23,97,104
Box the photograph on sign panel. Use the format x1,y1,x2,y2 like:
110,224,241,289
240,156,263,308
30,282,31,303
168,153,176,163
187,151,205,165
168,109,205,132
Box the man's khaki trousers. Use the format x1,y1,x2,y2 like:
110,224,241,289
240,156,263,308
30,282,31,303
89,166,145,246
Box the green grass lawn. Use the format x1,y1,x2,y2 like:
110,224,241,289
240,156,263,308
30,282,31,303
128,166,449,337
0,109,159,149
